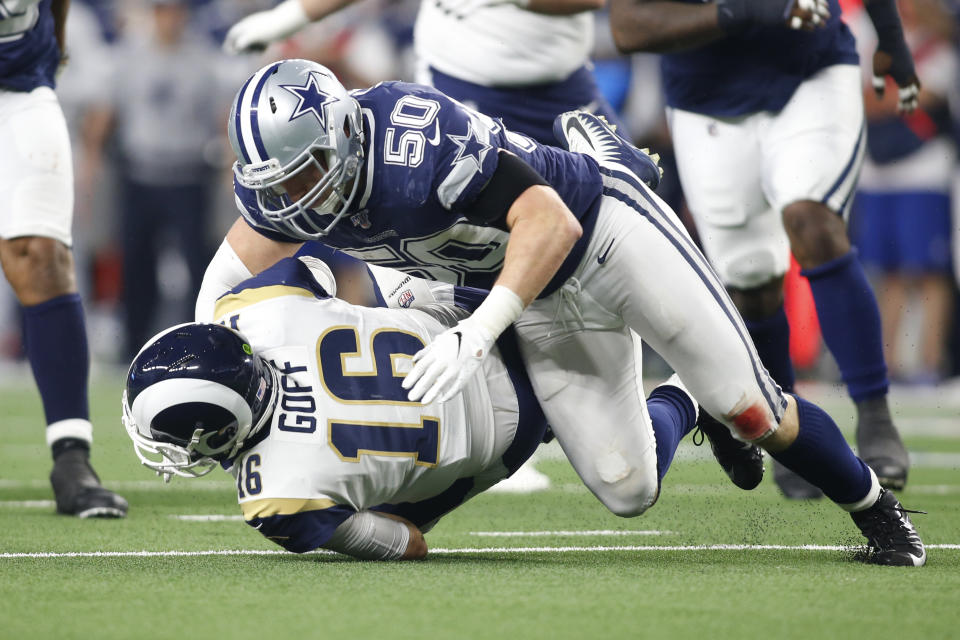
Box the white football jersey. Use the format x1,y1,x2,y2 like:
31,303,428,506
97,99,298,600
414,0,593,86
212,257,542,552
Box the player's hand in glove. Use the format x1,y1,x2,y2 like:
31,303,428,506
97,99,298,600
865,0,920,113
715,0,828,33
402,285,524,404
402,317,495,404
223,0,310,54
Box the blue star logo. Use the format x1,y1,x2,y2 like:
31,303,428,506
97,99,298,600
447,124,492,170
279,72,337,128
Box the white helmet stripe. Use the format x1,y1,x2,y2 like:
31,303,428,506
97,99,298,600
130,377,254,441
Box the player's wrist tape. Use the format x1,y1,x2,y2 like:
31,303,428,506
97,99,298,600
715,0,792,31
272,0,310,33
864,0,915,82
469,285,525,339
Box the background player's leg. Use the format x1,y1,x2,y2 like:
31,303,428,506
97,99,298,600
766,64,909,490
0,87,127,518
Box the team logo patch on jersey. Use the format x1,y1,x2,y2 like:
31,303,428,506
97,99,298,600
280,72,337,127
351,210,372,229
397,289,415,308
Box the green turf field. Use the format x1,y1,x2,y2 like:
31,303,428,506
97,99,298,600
1,374,958,640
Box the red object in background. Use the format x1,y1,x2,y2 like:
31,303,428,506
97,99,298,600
92,244,123,303
784,255,822,369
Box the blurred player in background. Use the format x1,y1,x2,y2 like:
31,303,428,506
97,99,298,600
608,0,917,498
849,0,957,386
0,0,126,517
197,59,924,564
222,0,625,145
80,0,239,361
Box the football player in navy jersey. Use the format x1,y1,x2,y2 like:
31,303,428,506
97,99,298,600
195,59,926,565
223,0,633,492
608,0,917,497
0,0,127,517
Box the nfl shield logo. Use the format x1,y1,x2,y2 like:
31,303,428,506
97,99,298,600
398,290,415,308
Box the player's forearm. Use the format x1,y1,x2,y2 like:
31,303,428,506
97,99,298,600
499,186,582,306
301,0,363,21
51,0,70,56
524,0,605,16
324,510,427,560
609,0,725,53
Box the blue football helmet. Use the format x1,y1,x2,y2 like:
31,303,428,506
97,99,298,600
122,323,277,482
228,59,365,240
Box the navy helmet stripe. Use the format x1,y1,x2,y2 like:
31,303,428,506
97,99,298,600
821,118,866,207
249,62,284,163
234,74,255,165
600,168,785,418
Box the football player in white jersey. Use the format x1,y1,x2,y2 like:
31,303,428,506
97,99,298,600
0,0,126,516
128,254,699,559
189,60,926,565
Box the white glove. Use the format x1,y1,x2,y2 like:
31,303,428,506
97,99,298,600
223,0,310,55
402,316,495,404
402,285,524,404
787,0,830,30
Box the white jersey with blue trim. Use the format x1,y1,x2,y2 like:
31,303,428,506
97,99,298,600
235,81,603,292
211,257,541,553
414,0,593,86
0,0,59,91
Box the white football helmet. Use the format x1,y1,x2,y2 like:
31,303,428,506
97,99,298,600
228,59,365,240
122,323,278,482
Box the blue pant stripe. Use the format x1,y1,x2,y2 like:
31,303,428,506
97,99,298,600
600,168,785,419
822,118,866,208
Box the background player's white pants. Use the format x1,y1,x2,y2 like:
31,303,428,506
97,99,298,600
514,168,785,516
667,64,865,289
0,86,74,245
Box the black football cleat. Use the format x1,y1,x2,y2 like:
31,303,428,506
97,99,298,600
851,488,926,567
856,397,910,491
51,450,128,518
552,110,664,189
773,460,824,500
693,411,764,490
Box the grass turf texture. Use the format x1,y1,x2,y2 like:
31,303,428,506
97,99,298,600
1,376,958,639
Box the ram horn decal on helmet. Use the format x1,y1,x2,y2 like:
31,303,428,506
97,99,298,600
122,323,278,482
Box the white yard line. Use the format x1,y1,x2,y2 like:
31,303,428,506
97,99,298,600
468,530,672,537
1,544,958,559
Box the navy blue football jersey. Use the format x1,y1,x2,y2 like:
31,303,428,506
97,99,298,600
0,0,59,91
235,81,603,294
660,0,858,116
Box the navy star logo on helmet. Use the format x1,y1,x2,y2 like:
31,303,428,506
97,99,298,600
280,71,338,128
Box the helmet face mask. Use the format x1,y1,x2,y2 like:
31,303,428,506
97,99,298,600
122,324,277,482
229,60,365,240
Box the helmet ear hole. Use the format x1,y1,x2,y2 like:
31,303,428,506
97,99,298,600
343,116,351,137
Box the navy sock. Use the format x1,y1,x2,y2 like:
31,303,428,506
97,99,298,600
22,294,90,425
745,305,795,393
802,250,888,400
648,385,697,482
769,396,872,504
